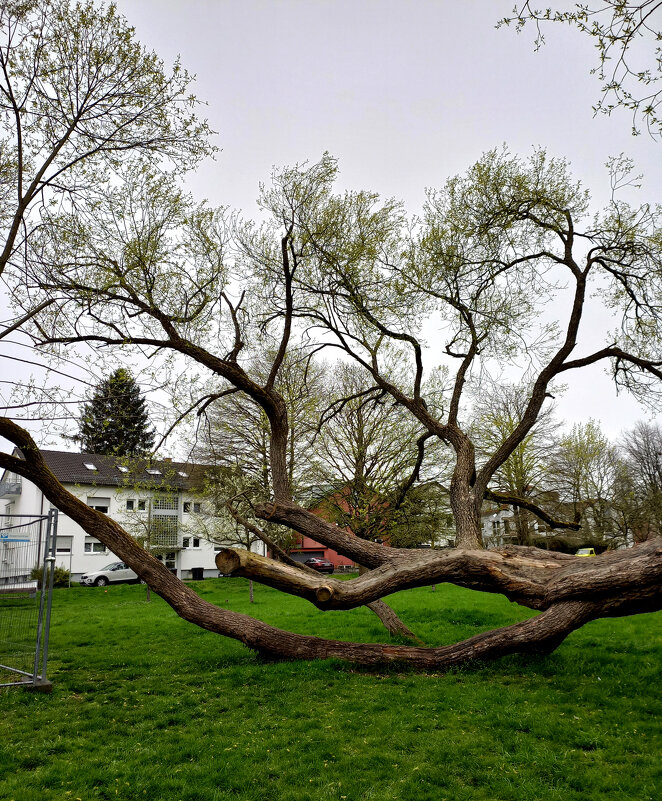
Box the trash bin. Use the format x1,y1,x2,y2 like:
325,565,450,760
191,567,204,581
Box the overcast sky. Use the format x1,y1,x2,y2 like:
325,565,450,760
112,0,662,210
4,1,661,448
110,0,662,439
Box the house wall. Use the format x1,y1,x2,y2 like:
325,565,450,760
481,508,515,548
1,472,265,581
289,531,355,568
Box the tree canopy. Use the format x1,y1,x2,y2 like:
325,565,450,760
1,146,661,668
77,368,155,456
500,2,662,136
0,0,213,343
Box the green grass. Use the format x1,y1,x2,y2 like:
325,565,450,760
1,579,660,801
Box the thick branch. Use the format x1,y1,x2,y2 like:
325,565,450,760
214,540,662,615
254,501,392,568
558,346,662,379
2,417,661,670
484,489,582,531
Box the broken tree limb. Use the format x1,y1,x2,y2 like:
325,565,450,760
215,545,421,641
2,419,661,670
214,542,662,616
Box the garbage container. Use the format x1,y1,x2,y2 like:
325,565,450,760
191,567,204,580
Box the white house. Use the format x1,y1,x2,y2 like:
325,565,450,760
481,506,515,548
0,450,265,581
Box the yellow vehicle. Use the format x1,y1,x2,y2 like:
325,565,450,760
576,547,596,557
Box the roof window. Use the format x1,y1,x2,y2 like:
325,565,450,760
177,471,188,478
146,468,161,476
117,465,129,473
83,463,97,471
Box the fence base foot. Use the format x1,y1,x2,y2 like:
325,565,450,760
24,677,53,693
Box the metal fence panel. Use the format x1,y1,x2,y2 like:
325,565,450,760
0,511,56,691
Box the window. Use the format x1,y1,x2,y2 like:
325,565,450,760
126,499,135,511
193,502,201,514
178,471,188,478
84,538,106,553
156,551,177,573
87,497,110,514
182,537,200,549
138,500,146,511
154,495,179,511
151,515,178,548
146,468,161,476
83,462,97,471
55,536,72,554
183,501,190,513
117,465,129,473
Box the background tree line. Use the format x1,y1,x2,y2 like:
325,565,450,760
192,362,662,556
475,384,662,551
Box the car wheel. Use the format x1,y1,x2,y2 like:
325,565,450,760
94,576,109,587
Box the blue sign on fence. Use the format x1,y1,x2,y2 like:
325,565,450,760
0,533,30,542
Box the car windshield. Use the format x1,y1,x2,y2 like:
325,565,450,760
101,562,121,570
577,549,592,555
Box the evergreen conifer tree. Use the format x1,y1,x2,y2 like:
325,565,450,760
77,369,155,456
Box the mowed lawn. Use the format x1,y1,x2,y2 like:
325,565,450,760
1,578,660,801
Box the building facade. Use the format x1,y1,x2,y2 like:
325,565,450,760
0,450,265,581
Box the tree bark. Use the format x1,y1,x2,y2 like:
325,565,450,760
1,421,661,671
366,599,423,643
214,542,662,615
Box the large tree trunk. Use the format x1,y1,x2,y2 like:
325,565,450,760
1,424,661,671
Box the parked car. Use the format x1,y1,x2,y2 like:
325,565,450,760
80,561,141,586
576,548,596,557
304,557,334,574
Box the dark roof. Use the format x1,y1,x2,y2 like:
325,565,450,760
37,450,208,491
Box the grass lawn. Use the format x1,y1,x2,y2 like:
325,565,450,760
0,578,660,801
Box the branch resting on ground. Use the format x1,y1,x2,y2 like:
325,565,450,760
2,418,661,670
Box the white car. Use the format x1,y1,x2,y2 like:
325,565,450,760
80,561,141,587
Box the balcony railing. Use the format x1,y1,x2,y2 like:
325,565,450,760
149,515,181,550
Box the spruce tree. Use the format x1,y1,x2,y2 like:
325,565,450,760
77,368,155,456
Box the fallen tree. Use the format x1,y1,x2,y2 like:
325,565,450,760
2,147,662,669
1,420,660,668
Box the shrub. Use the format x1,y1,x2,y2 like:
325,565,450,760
30,565,70,588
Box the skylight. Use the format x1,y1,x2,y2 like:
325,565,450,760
177,471,188,478
83,463,97,471
146,468,161,475
117,466,129,473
